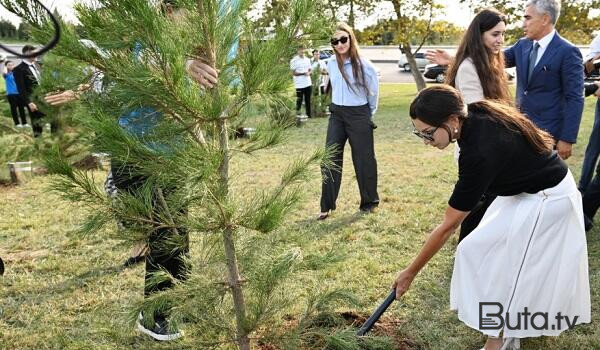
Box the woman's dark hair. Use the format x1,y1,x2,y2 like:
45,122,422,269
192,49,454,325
445,8,511,102
410,85,554,154
332,22,367,94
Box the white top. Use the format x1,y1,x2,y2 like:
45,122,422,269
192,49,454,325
289,55,312,89
326,56,379,116
532,29,556,67
585,33,600,61
455,57,484,104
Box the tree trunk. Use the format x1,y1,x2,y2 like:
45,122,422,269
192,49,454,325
195,1,250,348
349,0,355,28
403,42,427,91
218,118,250,350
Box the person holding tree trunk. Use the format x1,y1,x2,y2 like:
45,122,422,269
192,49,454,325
318,22,379,220
43,0,223,341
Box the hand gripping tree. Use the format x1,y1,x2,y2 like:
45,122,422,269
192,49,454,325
3,0,356,348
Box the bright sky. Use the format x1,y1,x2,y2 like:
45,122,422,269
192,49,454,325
0,0,474,28
0,0,594,32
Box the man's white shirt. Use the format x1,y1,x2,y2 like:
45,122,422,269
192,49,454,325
290,55,312,89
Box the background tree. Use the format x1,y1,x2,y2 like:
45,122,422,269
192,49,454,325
387,0,442,91
356,18,464,45
0,19,17,39
460,0,600,44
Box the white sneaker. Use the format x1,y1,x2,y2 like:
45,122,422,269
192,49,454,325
136,312,183,341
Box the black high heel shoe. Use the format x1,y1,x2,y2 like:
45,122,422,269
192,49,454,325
316,211,330,221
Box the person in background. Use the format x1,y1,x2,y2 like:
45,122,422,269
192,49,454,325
577,32,600,193
395,85,590,350
426,0,584,161
13,45,52,137
444,8,511,242
1,58,28,128
311,49,329,117
318,22,379,220
290,45,312,117
44,0,223,341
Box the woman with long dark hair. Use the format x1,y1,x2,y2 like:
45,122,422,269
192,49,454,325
393,85,590,350
318,22,379,220
445,8,511,242
446,8,511,104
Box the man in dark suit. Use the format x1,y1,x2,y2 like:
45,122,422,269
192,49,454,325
13,45,47,137
504,0,584,160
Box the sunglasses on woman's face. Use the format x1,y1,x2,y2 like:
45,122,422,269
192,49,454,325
412,126,438,142
330,36,349,46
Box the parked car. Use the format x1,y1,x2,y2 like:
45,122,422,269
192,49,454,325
398,52,429,72
318,47,334,60
424,64,516,84
424,64,447,83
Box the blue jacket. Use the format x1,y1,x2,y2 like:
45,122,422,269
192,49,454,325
505,33,584,143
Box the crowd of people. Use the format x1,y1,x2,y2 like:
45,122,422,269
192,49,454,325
3,0,600,347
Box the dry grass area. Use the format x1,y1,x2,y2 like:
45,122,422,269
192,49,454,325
1,84,599,349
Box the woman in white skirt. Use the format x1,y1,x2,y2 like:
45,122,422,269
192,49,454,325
392,85,590,350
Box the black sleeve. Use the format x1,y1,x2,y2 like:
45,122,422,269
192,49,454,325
449,153,497,212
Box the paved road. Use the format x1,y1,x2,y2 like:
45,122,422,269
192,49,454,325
374,62,426,84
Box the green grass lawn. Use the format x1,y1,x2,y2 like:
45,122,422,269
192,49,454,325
1,84,599,349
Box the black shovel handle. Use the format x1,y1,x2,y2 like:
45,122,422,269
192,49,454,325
356,288,396,336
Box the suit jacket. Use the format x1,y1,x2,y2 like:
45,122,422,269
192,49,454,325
504,33,584,143
13,61,40,106
455,57,484,104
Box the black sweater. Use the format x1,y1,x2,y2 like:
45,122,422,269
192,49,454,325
449,111,568,212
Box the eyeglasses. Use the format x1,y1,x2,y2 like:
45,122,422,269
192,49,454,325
330,36,349,46
412,126,438,141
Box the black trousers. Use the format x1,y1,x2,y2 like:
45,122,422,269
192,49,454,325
320,103,379,212
458,193,496,242
582,160,600,222
296,86,312,117
111,163,189,301
7,95,26,126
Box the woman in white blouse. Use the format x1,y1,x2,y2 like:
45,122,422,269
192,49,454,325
443,9,512,246
446,8,511,105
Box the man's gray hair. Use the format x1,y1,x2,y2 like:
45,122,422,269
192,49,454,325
526,0,561,25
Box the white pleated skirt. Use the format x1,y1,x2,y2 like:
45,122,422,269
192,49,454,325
450,171,591,338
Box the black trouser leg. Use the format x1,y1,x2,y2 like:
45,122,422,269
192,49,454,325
583,168,600,221
320,107,347,212
344,105,379,210
296,88,304,114
7,95,21,125
304,86,312,117
458,194,496,242
111,163,189,317
27,106,45,137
